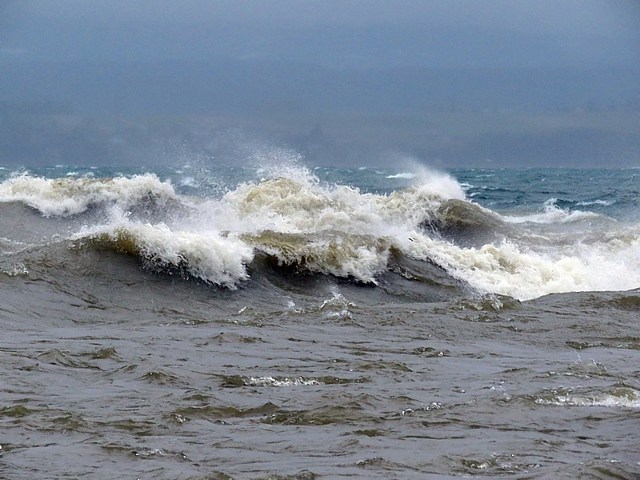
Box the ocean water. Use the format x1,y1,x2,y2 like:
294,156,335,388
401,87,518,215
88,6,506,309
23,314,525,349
1,160,639,479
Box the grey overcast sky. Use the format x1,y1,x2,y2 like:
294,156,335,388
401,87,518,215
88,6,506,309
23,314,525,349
2,1,640,167
2,0,639,68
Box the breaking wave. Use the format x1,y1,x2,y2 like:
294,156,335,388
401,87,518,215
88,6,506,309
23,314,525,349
2,164,640,300
504,198,602,224
0,173,180,217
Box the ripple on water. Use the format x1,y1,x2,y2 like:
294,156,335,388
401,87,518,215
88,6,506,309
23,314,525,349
262,403,376,426
36,349,101,370
85,347,120,360
139,370,182,385
171,402,280,423
355,456,404,469
0,405,32,418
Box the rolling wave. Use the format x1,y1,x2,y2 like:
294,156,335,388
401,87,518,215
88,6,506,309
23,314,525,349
504,198,602,224
2,166,640,301
0,173,181,217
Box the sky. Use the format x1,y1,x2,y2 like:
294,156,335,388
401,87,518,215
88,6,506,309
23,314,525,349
2,0,639,68
1,0,640,167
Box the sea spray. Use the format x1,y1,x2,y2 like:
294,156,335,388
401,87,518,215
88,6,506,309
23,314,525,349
2,165,640,299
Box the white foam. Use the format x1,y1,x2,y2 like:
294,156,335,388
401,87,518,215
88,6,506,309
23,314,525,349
576,199,614,207
253,233,390,284
216,164,464,282
0,237,33,256
202,165,640,296
387,172,416,179
179,176,197,187
536,389,640,408
75,209,253,288
410,166,467,202
319,288,356,318
504,198,601,225
247,376,321,387
403,232,640,301
11,163,640,298
0,173,178,217
0,262,29,277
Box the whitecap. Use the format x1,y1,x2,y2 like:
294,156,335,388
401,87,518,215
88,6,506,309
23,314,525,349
576,199,614,207
536,388,640,408
386,172,416,179
504,198,601,224
75,212,253,288
0,173,179,217
247,376,321,387
179,176,197,187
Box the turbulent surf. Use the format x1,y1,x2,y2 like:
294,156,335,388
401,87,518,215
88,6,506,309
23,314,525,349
2,165,639,300
2,162,639,479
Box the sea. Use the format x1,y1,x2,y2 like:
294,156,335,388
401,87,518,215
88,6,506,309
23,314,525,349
1,157,639,479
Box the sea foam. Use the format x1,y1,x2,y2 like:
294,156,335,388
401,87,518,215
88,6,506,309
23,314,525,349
5,165,640,298
504,198,601,224
0,173,178,217
75,209,253,288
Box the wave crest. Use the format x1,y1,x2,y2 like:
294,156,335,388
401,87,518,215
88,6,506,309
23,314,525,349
6,165,640,300
76,222,253,288
505,198,602,225
0,173,179,217
245,230,390,283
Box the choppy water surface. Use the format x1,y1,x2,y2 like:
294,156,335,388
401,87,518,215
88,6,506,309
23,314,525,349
1,163,639,479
